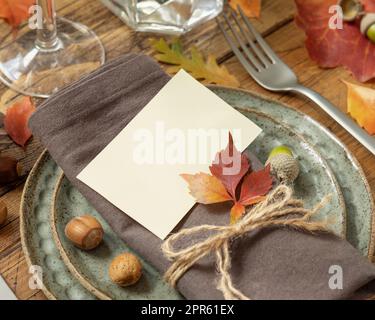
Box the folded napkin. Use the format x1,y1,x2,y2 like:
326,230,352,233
29,53,375,300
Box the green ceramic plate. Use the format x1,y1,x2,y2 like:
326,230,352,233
51,110,346,300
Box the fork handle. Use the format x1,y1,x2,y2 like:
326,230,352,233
292,84,375,156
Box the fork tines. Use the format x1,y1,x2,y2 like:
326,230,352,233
217,6,276,74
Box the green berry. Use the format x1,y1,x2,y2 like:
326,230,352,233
268,145,293,159
367,24,375,44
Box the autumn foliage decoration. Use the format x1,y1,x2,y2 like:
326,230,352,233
0,0,35,30
4,96,35,147
295,0,375,82
181,133,273,224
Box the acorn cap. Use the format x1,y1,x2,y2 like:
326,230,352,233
339,0,363,21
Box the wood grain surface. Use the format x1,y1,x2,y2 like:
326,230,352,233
0,0,374,300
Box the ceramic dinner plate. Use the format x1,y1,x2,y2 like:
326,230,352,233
214,87,374,256
50,110,346,300
20,86,374,300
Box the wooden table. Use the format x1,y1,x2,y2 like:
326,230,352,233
0,0,374,300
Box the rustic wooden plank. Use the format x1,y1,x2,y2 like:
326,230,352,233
0,246,41,300
0,186,23,254
222,21,375,194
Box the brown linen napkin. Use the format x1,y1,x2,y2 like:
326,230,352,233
29,53,375,300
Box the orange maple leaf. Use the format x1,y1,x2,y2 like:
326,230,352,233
344,81,375,135
4,96,35,147
229,0,262,18
181,173,231,204
0,0,35,29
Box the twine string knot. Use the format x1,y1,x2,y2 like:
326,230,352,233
161,184,332,300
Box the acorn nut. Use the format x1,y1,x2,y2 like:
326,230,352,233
64,215,104,250
0,201,7,226
109,253,142,287
0,156,22,185
360,13,375,43
266,146,299,184
339,0,363,22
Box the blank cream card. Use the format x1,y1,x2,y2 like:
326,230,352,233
77,69,262,239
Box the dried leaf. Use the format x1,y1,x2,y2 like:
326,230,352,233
239,165,272,206
181,173,231,204
295,0,375,82
4,96,35,147
344,81,375,135
229,0,262,18
209,133,250,199
181,132,273,224
0,0,35,29
230,203,246,225
150,38,240,87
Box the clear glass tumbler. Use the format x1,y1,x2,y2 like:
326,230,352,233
101,0,224,35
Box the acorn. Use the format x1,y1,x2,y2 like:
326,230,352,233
0,156,22,185
360,13,375,43
339,0,363,21
338,0,375,43
266,146,299,184
64,215,104,250
109,253,142,287
0,201,7,226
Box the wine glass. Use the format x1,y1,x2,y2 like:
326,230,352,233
0,0,105,98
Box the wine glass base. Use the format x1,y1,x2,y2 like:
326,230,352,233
0,17,105,98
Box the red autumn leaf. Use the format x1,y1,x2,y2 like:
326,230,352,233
239,165,272,206
0,0,35,29
295,0,375,82
364,0,375,11
4,96,35,147
209,132,250,199
182,132,273,224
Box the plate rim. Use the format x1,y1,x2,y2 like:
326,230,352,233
49,109,347,300
19,149,57,300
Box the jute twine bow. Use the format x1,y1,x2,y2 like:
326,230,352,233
161,184,332,300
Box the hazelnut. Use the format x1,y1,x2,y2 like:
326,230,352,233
0,201,7,226
64,215,104,250
109,253,142,287
0,156,22,185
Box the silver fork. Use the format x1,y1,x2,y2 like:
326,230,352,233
217,7,375,156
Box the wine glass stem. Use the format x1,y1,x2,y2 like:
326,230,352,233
35,0,59,51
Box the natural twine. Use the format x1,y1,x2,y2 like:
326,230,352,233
161,184,333,300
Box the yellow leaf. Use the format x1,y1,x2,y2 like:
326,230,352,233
181,173,232,204
150,38,240,87
344,81,375,135
229,0,262,18
230,203,246,224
